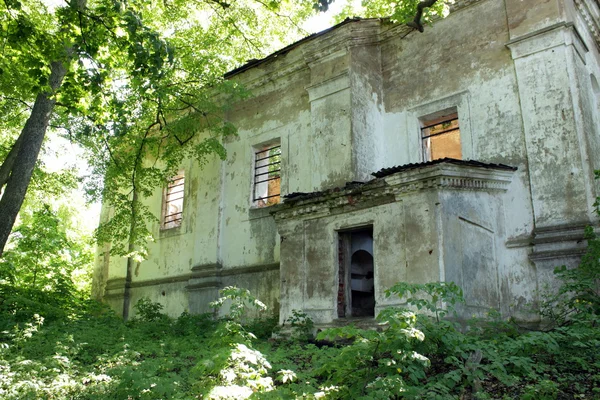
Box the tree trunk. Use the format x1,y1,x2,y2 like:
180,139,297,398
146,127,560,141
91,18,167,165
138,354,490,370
122,190,139,320
0,61,67,256
0,134,24,192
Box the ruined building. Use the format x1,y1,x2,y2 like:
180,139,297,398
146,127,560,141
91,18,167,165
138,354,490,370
93,0,600,324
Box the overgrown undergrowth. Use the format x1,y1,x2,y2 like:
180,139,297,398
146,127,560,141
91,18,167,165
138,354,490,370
2,201,599,399
1,277,598,399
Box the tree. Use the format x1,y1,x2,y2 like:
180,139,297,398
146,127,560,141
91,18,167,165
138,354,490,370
0,0,318,257
328,0,451,29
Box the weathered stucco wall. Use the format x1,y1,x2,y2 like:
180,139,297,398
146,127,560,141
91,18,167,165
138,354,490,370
274,162,515,324
93,0,600,322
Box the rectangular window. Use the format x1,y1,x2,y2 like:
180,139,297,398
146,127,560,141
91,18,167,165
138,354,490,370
162,173,185,229
421,112,462,161
253,143,281,207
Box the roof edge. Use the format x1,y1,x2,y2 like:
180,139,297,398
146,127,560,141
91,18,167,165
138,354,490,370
223,17,377,79
281,158,517,204
372,158,517,178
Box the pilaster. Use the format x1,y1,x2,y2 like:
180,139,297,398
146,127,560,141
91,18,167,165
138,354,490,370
507,23,594,230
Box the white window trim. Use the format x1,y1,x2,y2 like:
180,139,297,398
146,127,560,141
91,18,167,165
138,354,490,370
407,91,473,163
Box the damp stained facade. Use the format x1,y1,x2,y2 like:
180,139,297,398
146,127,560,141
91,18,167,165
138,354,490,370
93,0,600,325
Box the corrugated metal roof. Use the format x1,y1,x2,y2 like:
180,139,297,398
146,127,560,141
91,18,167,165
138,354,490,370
372,158,517,178
284,180,373,202
283,159,517,203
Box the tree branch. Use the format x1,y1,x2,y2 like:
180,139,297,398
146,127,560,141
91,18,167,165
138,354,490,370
208,0,230,9
0,96,32,110
205,1,263,53
407,0,439,33
253,0,308,36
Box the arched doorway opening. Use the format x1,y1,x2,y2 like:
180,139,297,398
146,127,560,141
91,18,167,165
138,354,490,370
337,227,375,318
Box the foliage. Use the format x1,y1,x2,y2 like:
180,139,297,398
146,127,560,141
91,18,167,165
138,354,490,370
283,308,314,340
0,0,456,259
210,286,267,322
0,190,94,332
385,281,464,322
332,0,455,26
539,228,600,326
1,205,88,290
314,308,428,399
1,166,598,398
132,297,168,323
194,287,275,398
0,0,321,257
1,271,600,399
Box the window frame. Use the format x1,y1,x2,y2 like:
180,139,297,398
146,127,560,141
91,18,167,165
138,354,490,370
252,141,281,208
161,172,185,230
420,112,462,162
407,91,473,164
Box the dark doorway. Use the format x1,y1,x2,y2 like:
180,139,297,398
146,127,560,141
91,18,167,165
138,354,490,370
337,227,375,318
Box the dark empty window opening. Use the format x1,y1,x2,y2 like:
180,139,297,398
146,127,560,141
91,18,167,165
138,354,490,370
421,112,462,161
253,143,281,207
338,227,375,318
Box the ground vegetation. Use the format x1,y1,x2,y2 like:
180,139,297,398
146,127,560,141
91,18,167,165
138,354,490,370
1,241,598,399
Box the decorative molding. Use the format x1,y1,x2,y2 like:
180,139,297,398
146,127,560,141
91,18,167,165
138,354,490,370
103,278,125,300
186,280,221,291
574,0,600,51
306,71,350,102
103,292,125,300
105,277,126,291
104,262,280,297
230,0,487,91
235,60,309,91
506,22,588,60
105,275,192,293
529,222,595,262
190,263,222,277
187,263,222,292
274,163,514,222
532,222,591,244
302,21,380,65
384,164,514,193
186,262,279,291
220,262,280,277
529,247,588,262
505,235,533,248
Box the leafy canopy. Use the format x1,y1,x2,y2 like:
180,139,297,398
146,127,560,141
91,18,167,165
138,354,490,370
1,0,454,263
1,0,320,258
330,0,454,25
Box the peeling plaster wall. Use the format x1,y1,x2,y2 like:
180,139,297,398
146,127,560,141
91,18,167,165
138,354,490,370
275,164,517,324
95,0,600,321
440,190,505,315
381,0,531,236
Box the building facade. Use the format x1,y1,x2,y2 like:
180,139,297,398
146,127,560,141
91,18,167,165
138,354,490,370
93,0,600,325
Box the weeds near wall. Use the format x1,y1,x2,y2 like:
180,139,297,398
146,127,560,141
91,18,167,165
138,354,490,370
284,309,314,341
1,240,600,399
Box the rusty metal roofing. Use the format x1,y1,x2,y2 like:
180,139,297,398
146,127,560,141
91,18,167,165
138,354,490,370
371,158,517,178
283,159,516,203
284,180,372,202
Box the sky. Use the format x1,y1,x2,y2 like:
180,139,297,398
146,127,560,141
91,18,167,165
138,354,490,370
304,1,351,33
